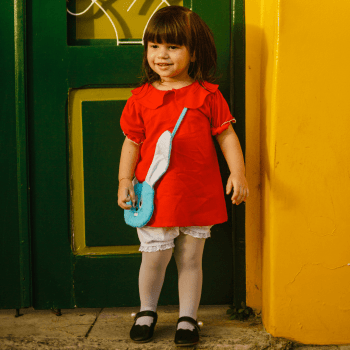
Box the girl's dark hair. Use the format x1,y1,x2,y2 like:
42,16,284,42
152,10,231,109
141,6,217,85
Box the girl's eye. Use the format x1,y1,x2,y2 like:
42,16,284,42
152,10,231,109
150,44,158,49
169,46,178,50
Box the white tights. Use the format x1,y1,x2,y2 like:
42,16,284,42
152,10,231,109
135,233,206,330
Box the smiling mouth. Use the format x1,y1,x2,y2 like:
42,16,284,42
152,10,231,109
156,63,172,66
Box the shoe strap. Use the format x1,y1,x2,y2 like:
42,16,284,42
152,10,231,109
134,310,158,321
177,316,200,331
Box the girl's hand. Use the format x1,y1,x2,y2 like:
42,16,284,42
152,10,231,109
118,179,136,209
226,172,249,205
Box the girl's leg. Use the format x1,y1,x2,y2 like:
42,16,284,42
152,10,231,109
173,233,206,330
135,248,173,326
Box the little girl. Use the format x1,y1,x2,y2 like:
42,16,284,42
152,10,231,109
118,5,249,347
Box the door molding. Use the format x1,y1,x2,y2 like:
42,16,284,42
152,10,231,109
15,0,32,307
230,0,247,307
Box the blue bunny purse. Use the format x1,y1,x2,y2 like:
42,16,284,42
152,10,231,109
124,108,188,228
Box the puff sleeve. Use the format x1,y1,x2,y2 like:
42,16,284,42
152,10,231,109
209,89,236,136
120,98,145,145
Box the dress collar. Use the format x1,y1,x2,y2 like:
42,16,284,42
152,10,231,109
131,81,219,110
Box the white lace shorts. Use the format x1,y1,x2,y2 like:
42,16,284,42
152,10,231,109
136,226,213,252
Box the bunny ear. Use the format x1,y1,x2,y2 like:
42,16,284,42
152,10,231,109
145,130,172,188
145,108,188,188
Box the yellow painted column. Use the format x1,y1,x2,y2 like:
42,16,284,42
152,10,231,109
246,0,350,344
245,0,263,311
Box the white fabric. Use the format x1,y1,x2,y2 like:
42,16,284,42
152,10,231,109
136,248,173,326
135,225,208,330
144,108,187,188
137,226,212,252
174,232,206,331
144,130,172,188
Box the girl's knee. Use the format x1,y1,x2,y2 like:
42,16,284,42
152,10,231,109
174,245,204,270
142,248,172,270
174,234,205,256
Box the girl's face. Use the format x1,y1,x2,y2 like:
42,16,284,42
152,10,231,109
147,42,195,83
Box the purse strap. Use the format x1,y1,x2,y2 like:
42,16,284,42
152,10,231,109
171,108,188,139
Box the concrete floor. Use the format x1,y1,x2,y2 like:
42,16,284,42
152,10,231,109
0,305,349,349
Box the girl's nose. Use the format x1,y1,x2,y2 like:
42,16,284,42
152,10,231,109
158,47,169,58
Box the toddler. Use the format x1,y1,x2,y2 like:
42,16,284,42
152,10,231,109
118,5,249,347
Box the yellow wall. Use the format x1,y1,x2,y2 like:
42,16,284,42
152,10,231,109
246,0,350,344
245,0,263,311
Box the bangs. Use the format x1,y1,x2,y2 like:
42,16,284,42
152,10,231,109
144,12,190,47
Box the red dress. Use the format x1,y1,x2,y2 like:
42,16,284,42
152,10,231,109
120,81,235,227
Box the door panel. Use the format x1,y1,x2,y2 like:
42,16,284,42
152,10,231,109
28,0,237,308
82,100,136,247
69,89,138,250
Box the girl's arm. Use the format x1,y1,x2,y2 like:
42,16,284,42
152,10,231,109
215,124,249,205
118,137,140,209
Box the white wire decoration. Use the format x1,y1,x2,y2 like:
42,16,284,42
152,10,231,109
67,0,171,45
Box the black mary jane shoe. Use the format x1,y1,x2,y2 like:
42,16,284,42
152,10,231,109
174,316,201,347
130,310,158,343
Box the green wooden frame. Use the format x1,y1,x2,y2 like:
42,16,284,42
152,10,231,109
15,0,32,307
231,0,247,308
0,0,32,309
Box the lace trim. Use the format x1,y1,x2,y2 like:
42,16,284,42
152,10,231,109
139,242,175,252
123,133,143,145
211,118,236,136
221,118,236,126
186,231,211,239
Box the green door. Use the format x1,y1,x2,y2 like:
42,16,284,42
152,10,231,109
27,0,244,309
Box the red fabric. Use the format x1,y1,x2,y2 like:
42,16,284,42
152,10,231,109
120,81,236,227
